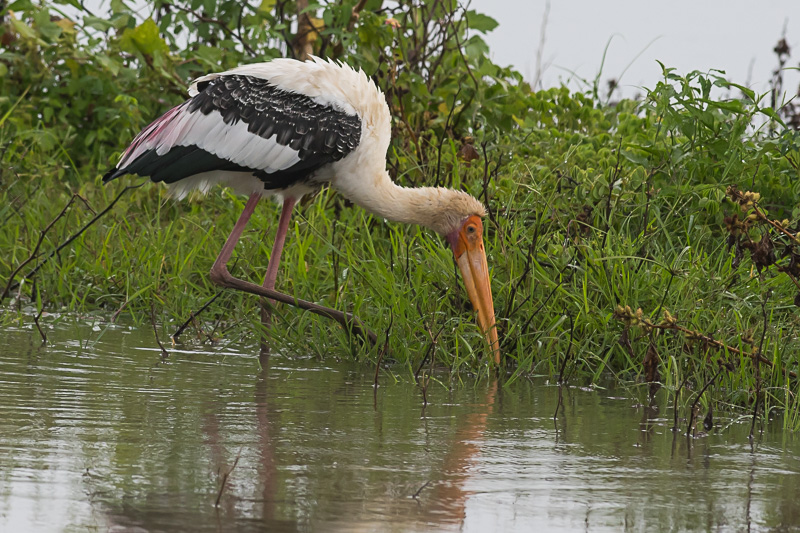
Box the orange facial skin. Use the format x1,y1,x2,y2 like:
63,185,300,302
449,216,500,364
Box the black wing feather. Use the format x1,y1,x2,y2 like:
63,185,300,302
188,75,362,163
105,74,362,191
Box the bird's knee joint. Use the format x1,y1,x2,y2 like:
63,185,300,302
209,266,231,286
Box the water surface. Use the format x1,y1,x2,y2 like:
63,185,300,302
1,322,799,532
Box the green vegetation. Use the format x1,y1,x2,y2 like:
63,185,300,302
2,0,799,430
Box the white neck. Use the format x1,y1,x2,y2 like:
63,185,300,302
332,169,483,236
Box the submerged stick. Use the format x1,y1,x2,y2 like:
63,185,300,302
172,290,224,341
556,312,575,384
411,480,431,501
31,279,47,344
373,312,393,388
687,365,724,437
215,449,242,508
750,294,770,439
413,324,445,382
149,301,169,358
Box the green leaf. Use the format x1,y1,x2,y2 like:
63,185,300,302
257,0,276,13
728,82,756,102
96,53,121,76
84,16,115,32
10,17,38,40
120,18,170,57
465,10,498,33
193,45,224,68
4,0,34,12
759,107,786,126
464,34,489,58
52,0,83,9
33,9,63,41
621,149,648,166
702,98,744,114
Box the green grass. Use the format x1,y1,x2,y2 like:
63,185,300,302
2,64,800,430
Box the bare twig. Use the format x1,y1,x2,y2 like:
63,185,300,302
435,89,461,187
479,141,505,246
411,480,431,500
2,184,139,302
110,299,130,323
504,258,575,352
215,449,242,508
2,194,85,301
600,137,624,251
374,312,394,388
448,12,478,90
553,383,563,421
414,324,445,381
419,373,429,407
31,279,47,344
672,370,691,432
150,301,169,358
649,322,789,376
163,1,256,56
502,242,535,320
556,312,574,384
532,0,550,89
614,305,796,379
172,291,224,341
750,293,770,438
688,364,724,437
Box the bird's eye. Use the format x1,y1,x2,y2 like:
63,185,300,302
467,225,476,234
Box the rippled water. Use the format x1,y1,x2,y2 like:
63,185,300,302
1,322,799,532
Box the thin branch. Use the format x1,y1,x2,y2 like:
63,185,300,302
172,291,224,341
165,1,256,56
411,480,431,500
374,311,394,388
215,449,242,508
615,306,796,379
2,194,86,301
504,258,574,352
750,293,770,438
2,184,140,302
556,312,575,384
688,365,724,436
414,324,446,381
435,88,461,187
448,11,478,90
150,301,170,358
31,279,47,344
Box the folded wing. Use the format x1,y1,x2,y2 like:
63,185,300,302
103,74,362,190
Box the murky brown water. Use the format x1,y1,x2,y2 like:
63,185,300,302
1,321,799,532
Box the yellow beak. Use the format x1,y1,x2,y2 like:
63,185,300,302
456,247,500,364
450,216,500,365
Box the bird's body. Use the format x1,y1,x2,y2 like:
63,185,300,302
105,57,499,362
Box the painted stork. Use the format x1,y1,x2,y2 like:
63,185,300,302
104,56,500,363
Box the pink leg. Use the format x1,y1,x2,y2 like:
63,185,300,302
260,197,297,346
209,193,377,345
263,197,297,291
211,193,262,274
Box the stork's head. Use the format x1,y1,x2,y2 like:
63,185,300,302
437,192,500,365
337,178,500,363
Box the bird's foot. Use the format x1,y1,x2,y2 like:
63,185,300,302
209,265,379,345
